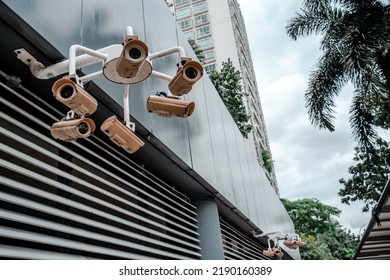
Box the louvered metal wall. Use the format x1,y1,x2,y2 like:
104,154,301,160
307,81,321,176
220,219,271,260
0,76,201,260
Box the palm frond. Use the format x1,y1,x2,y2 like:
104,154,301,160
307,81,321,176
349,84,378,153
286,8,334,40
305,50,346,131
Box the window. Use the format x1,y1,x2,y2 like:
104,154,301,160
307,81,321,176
183,30,194,40
178,19,193,29
196,26,210,38
174,0,189,6
194,13,208,26
176,7,191,19
192,2,207,14
203,50,215,61
204,64,216,73
197,37,213,49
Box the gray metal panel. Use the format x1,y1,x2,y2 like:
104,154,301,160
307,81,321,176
243,140,260,224
250,160,269,229
220,107,245,208
3,0,82,53
202,77,235,199
233,133,250,217
176,30,218,187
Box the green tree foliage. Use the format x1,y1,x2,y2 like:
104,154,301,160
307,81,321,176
281,198,341,236
188,39,206,64
261,149,273,173
281,198,360,259
339,138,390,212
298,233,333,260
286,0,390,153
209,58,252,137
317,226,359,260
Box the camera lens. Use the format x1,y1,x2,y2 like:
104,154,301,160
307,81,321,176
185,67,197,79
77,121,89,134
60,85,74,99
129,47,142,60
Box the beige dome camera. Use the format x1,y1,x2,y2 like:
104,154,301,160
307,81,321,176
146,94,195,118
116,36,149,79
52,77,98,116
168,58,203,96
101,116,144,154
273,246,284,257
263,249,275,257
284,240,305,249
50,118,96,141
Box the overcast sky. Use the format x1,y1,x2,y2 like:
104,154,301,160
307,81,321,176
237,0,377,234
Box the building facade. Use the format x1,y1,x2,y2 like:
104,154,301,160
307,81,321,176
166,0,279,193
0,0,297,259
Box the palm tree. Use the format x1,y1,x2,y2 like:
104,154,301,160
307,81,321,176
286,0,390,153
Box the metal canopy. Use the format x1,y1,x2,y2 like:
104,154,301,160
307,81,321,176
355,180,390,260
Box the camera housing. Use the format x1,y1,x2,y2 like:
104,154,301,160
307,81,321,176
146,95,195,118
273,247,284,257
50,118,96,141
168,58,203,96
116,36,149,79
101,116,144,154
52,77,98,116
262,249,275,257
283,240,305,250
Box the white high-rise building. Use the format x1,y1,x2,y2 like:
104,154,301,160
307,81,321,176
166,0,279,194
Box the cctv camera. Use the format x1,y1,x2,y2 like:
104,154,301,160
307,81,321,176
50,118,96,141
101,115,144,154
168,58,203,96
146,95,195,118
116,36,149,79
273,247,284,257
283,239,305,250
52,77,98,116
263,249,275,257
283,240,298,250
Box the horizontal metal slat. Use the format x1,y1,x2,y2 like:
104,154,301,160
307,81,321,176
220,227,262,259
0,226,157,260
0,155,199,244
0,139,198,237
0,176,201,254
220,220,266,260
0,209,196,260
0,245,91,260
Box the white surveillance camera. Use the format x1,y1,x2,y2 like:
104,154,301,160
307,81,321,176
168,58,203,96
101,115,144,154
116,36,149,79
146,94,195,118
50,118,96,141
52,77,98,116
